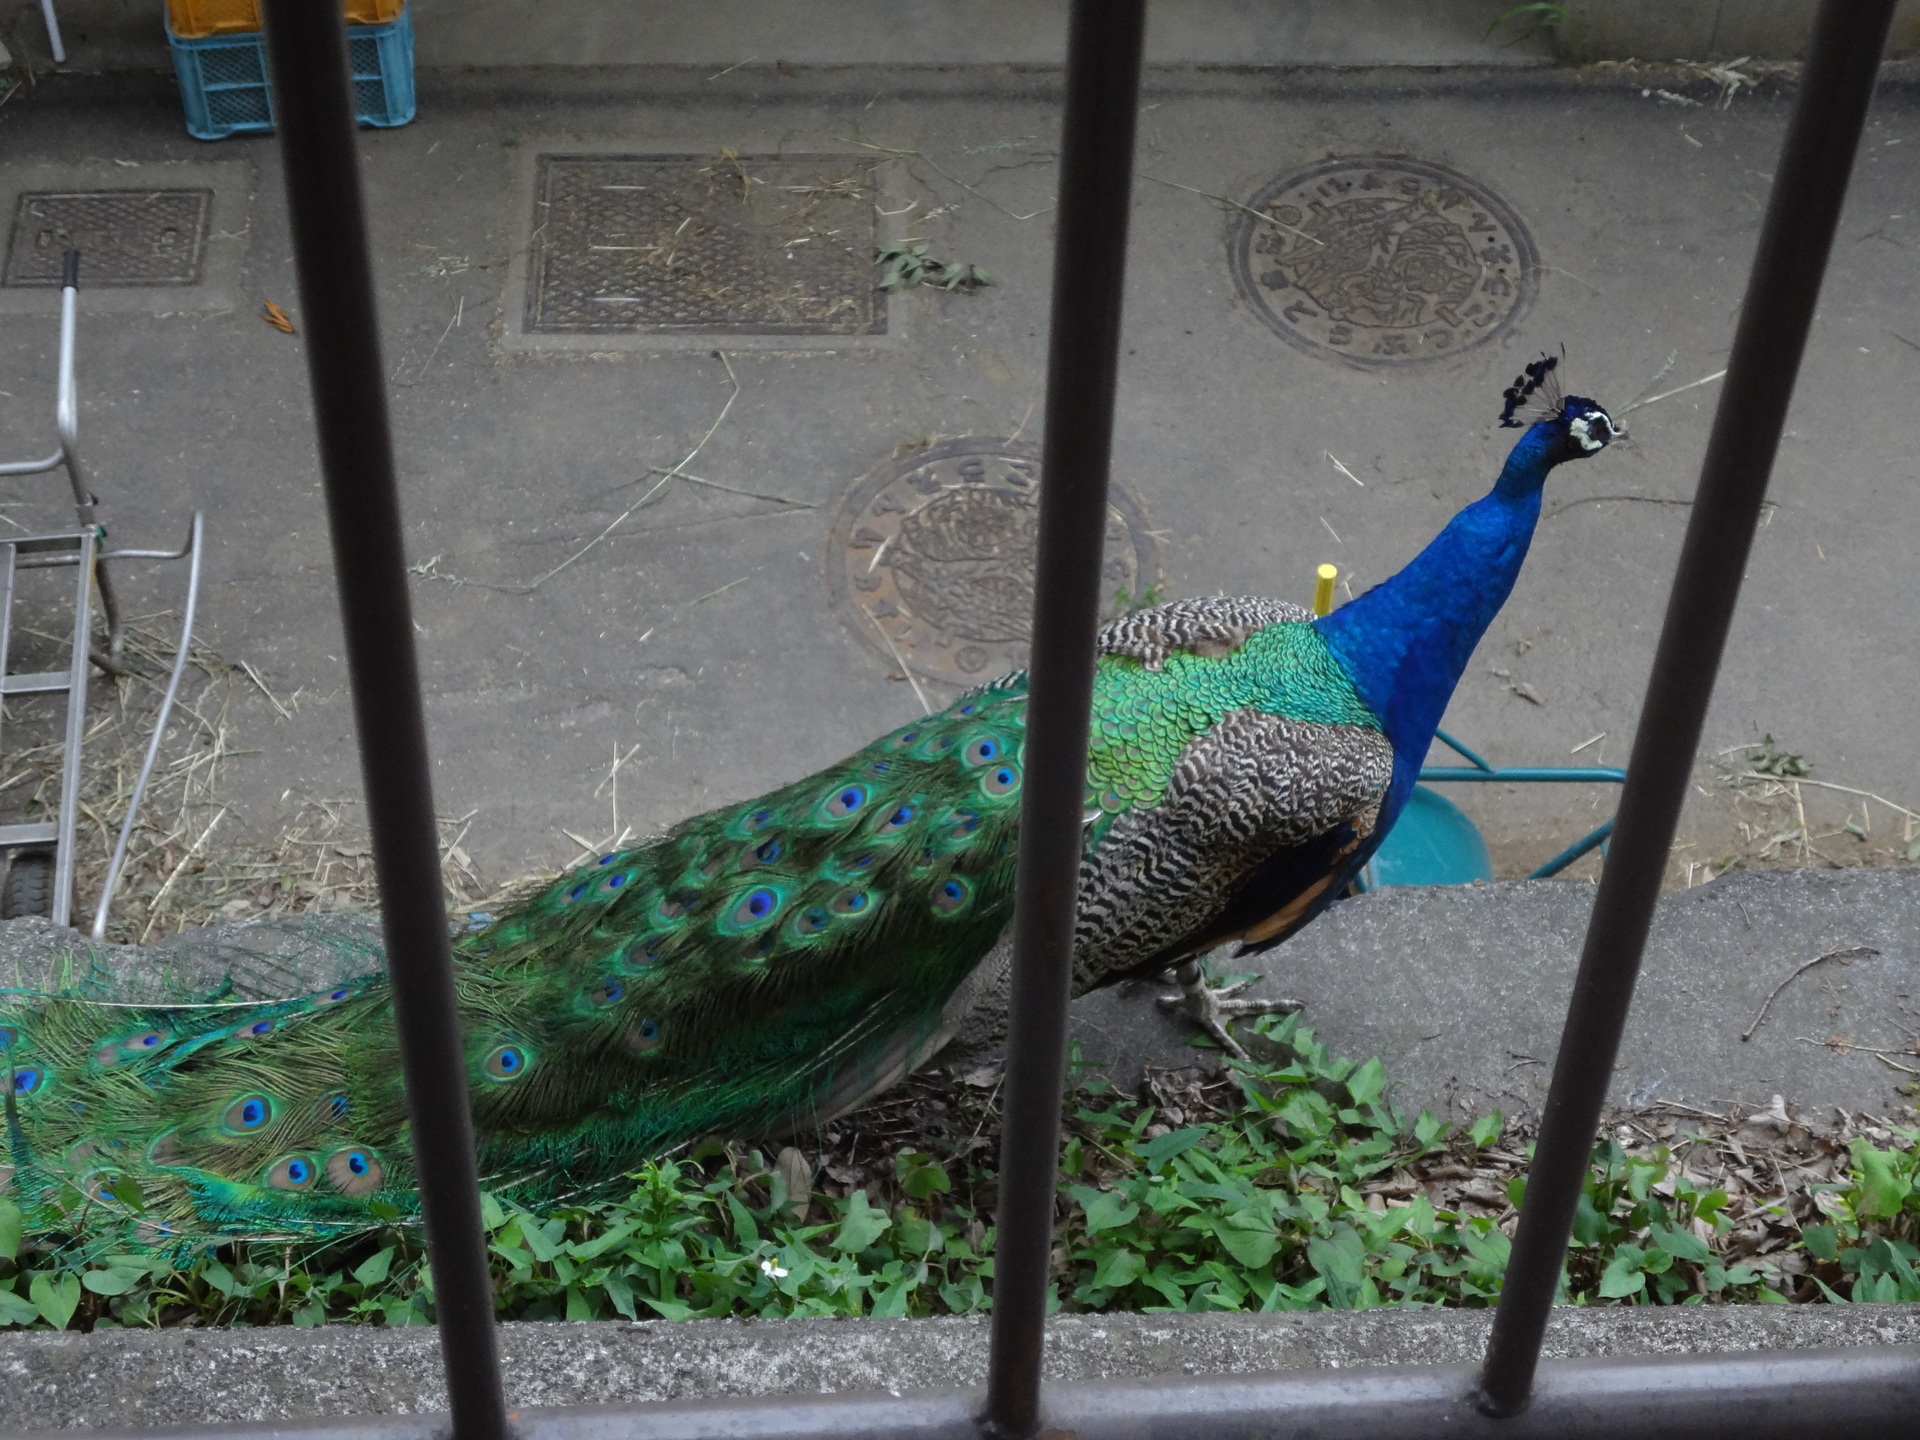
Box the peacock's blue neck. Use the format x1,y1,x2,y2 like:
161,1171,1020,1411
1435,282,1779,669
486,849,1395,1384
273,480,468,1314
1313,421,1560,804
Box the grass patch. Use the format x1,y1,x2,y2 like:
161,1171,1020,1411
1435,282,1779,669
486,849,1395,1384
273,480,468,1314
3,1013,1916,1330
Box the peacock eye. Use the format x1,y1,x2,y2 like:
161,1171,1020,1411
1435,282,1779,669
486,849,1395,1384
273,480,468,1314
245,1020,275,1038
11,1068,42,1095
627,1019,663,1054
597,853,618,866
982,764,1022,797
888,729,921,750
948,810,981,839
963,736,1002,766
656,890,699,922
326,1147,384,1195
826,785,867,819
830,889,872,916
792,906,831,935
958,703,977,716
319,987,352,1003
565,882,587,903
733,887,781,926
483,1045,529,1080
225,1095,272,1131
137,1031,164,1048
740,835,784,870
879,805,914,834
589,979,625,1006
319,1092,350,1121
600,870,631,894
621,936,666,970
268,1156,317,1190
932,877,972,915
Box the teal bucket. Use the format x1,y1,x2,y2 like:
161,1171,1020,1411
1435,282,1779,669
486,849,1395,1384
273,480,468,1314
1361,785,1494,889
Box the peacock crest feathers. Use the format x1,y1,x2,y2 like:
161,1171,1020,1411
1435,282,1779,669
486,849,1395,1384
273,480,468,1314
1499,349,1565,428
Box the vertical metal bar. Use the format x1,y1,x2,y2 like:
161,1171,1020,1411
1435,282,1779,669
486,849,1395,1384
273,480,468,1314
0,544,16,773
1476,0,1896,1416
52,252,122,661
50,527,92,928
982,4,1146,1437
38,0,65,64
254,7,508,1440
91,514,204,940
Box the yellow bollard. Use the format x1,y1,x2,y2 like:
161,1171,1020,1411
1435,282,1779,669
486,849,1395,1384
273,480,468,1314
1312,563,1338,617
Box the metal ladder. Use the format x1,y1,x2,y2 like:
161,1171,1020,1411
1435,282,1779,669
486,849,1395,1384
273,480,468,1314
0,248,204,934
0,527,97,925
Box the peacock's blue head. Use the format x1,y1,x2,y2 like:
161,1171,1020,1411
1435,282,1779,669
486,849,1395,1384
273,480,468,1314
1545,393,1618,464
1497,352,1617,477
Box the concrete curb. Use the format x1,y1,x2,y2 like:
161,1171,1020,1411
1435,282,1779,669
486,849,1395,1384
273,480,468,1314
7,1306,1920,1432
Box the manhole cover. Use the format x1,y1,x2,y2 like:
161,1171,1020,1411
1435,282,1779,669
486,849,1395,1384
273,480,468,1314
827,438,1158,686
2,190,213,287
1229,157,1536,368
524,154,885,335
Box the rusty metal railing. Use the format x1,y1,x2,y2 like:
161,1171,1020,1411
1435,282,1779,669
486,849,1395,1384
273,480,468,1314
88,1,1910,1438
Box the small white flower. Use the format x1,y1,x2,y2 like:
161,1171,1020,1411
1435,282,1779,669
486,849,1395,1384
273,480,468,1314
759,1258,789,1280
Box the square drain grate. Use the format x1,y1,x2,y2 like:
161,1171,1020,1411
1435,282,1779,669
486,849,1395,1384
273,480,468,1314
525,154,884,335
3,190,214,287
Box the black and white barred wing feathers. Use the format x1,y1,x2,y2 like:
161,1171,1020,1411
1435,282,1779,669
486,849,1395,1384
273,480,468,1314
1070,709,1391,989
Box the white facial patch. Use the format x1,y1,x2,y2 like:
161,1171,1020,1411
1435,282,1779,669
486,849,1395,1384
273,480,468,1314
1569,411,1613,452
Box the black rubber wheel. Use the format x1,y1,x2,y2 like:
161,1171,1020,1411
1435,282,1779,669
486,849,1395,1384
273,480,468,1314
1,850,55,920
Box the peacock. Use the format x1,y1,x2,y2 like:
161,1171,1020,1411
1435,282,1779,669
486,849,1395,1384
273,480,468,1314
0,359,1615,1254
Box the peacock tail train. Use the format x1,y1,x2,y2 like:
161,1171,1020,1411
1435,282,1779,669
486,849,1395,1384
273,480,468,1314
1,678,1039,1256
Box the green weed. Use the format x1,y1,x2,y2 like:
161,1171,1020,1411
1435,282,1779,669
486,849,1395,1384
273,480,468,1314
1,1014,1909,1329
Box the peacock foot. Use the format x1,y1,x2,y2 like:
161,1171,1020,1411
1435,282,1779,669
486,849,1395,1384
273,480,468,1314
1156,958,1302,1061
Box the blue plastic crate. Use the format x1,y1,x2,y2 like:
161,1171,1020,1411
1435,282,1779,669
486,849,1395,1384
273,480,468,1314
168,8,415,141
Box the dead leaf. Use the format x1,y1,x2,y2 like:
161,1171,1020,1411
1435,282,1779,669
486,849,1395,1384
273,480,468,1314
1510,680,1545,705
776,58,797,76
1824,1033,1852,1055
262,300,296,334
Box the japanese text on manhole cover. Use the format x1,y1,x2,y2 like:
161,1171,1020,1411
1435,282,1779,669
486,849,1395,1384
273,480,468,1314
525,154,885,335
827,439,1158,686
1229,158,1536,368
2,190,213,288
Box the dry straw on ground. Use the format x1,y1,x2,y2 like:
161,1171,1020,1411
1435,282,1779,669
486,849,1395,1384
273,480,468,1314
0,611,500,944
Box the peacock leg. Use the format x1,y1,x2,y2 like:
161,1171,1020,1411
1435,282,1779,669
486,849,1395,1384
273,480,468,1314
1156,956,1302,1061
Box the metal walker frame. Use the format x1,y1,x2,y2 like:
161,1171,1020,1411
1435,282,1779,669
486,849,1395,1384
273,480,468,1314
0,249,205,935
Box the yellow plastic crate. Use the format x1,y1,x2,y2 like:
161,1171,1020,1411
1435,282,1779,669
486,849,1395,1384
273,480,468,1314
166,0,403,40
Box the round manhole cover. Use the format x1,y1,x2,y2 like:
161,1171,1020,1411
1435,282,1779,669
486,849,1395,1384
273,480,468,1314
827,438,1158,686
1230,156,1537,369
